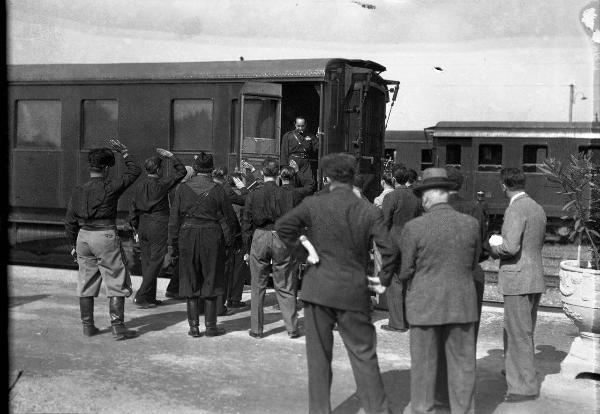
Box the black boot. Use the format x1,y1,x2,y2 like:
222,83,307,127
80,297,99,337
109,297,137,340
187,297,201,337
204,297,225,337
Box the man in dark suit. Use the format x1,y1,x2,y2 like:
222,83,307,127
280,117,317,193
276,153,400,414
380,166,421,332
490,168,546,403
397,168,480,414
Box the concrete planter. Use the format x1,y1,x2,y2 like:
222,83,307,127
559,259,600,377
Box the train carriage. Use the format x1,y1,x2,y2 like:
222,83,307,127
8,58,398,266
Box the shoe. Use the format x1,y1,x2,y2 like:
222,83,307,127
165,291,180,299
80,297,100,337
109,297,138,340
133,299,156,309
288,331,301,339
188,327,202,338
149,299,163,306
227,300,246,308
504,393,539,403
205,326,226,337
381,324,408,332
249,331,263,339
217,306,232,317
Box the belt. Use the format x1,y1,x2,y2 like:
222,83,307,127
183,217,219,225
255,223,276,231
290,153,309,159
80,218,116,226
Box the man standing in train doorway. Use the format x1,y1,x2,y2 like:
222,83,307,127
65,139,141,341
281,117,317,194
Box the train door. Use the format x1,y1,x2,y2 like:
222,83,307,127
230,82,282,175
434,138,473,197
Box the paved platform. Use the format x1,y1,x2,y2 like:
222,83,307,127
8,265,599,414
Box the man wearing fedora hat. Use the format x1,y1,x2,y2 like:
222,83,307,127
168,152,238,337
396,168,481,414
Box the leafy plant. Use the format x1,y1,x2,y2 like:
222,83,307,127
540,152,600,269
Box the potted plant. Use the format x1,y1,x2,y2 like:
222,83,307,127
541,152,599,377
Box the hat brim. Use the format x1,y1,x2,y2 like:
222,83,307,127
412,179,454,195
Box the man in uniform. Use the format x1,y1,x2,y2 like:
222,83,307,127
490,168,546,403
397,168,480,414
276,153,400,414
130,148,186,308
65,139,141,340
242,158,301,339
281,117,317,193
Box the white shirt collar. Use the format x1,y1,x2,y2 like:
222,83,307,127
509,191,526,206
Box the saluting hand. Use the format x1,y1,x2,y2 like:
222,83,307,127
156,148,174,158
108,139,128,154
367,276,386,294
232,176,246,189
240,160,255,173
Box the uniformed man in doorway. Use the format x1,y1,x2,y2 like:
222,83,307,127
281,117,317,193
65,139,141,340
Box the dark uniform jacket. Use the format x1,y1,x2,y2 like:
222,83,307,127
167,174,237,252
129,156,186,224
381,186,421,242
280,130,316,166
398,203,481,325
275,186,400,312
65,156,141,246
241,181,299,252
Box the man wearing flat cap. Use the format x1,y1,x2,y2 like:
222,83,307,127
395,168,481,414
65,139,142,340
168,152,237,337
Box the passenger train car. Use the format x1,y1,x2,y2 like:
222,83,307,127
8,58,398,266
387,121,600,236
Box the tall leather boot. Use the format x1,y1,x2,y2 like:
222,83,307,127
204,297,225,337
80,297,99,337
109,297,138,340
186,297,201,337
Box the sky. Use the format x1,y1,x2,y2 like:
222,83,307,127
7,0,599,130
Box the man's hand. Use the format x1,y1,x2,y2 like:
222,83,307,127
489,234,503,247
240,160,255,173
109,139,128,155
289,159,299,172
232,176,246,189
70,247,77,262
299,235,319,265
156,148,174,158
243,253,250,264
367,276,386,294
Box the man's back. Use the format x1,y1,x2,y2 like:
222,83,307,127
381,187,421,237
495,195,546,295
276,186,397,312
399,203,480,325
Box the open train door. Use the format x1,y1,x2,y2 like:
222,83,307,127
230,82,282,179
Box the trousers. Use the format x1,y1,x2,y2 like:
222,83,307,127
249,229,297,335
304,302,390,414
135,214,168,302
76,228,132,297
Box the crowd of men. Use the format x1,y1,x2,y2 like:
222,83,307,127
65,124,546,413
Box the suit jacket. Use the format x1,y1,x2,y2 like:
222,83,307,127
398,203,480,325
275,186,400,312
490,194,546,295
381,186,421,243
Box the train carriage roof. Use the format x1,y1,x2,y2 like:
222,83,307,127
8,59,386,84
432,122,600,139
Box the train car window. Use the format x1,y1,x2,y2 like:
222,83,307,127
522,145,548,173
446,144,461,169
242,98,278,154
579,145,600,164
16,100,62,149
421,149,434,170
82,100,118,149
173,99,213,151
478,144,502,172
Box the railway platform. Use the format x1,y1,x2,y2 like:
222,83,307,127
8,265,599,414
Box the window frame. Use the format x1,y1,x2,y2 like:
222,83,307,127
80,99,120,150
420,148,434,171
477,144,503,172
445,144,462,169
171,98,215,152
522,144,548,174
14,99,63,152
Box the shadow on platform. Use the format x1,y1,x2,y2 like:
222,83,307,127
126,310,187,335
9,294,49,308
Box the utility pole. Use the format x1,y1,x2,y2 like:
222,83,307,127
569,84,575,123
